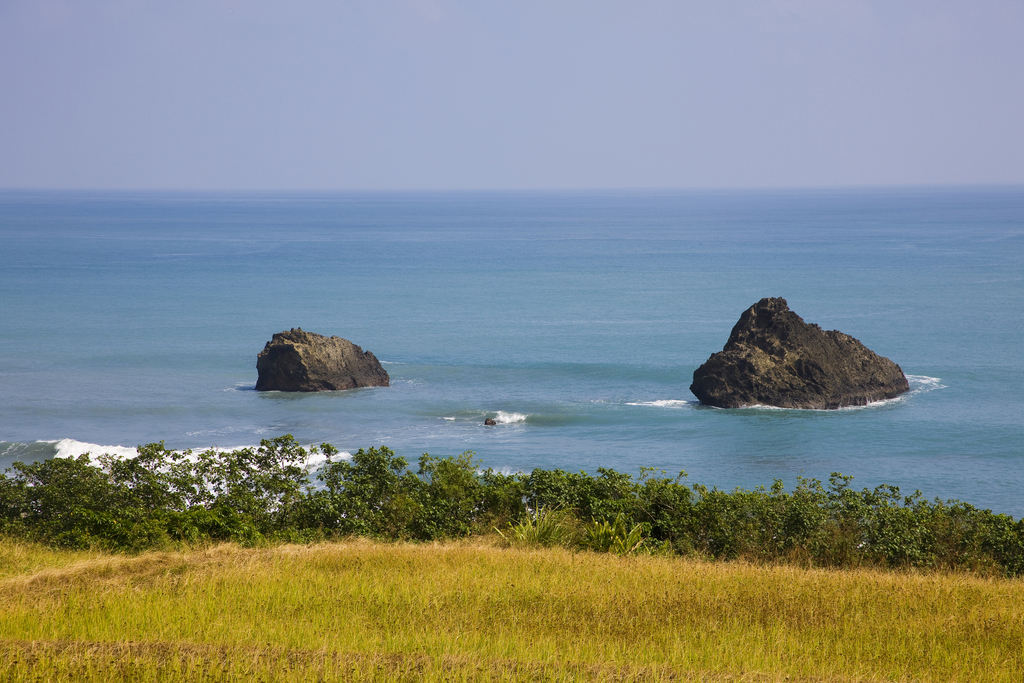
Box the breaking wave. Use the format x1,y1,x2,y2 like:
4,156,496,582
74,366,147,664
906,375,947,393
0,438,350,471
492,411,528,424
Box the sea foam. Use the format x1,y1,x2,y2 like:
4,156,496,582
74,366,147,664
493,411,528,424
45,438,349,469
906,375,947,393
625,399,693,408
51,439,138,461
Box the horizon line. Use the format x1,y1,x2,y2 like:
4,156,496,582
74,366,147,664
2,182,1023,196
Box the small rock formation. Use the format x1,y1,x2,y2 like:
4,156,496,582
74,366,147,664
690,298,909,409
255,328,389,392
484,418,497,426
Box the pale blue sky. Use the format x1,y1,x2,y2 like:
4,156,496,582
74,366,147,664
1,0,1022,190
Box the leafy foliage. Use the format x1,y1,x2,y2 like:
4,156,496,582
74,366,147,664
1,436,1022,575
496,506,578,548
583,513,646,555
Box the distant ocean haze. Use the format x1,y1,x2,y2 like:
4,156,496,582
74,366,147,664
0,188,1021,516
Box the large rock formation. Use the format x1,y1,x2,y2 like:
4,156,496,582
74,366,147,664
255,328,389,392
690,298,908,409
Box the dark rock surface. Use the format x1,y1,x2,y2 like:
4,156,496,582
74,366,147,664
690,298,909,409
484,418,497,426
255,328,389,392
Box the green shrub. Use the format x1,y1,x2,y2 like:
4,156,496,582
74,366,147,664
1,438,1022,576
313,445,421,538
582,513,645,555
497,507,577,548
413,451,486,539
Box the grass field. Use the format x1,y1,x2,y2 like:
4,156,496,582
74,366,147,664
1,538,1021,682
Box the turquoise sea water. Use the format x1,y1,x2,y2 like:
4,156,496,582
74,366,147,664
1,189,1022,516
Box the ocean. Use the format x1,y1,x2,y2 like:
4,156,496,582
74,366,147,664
1,188,1021,516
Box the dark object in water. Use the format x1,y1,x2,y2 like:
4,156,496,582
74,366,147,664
256,328,389,392
690,298,909,409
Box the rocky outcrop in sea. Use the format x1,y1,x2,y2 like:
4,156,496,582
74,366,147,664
690,298,909,409
255,328,389,392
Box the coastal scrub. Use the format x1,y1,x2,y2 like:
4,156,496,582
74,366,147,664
0,435,1022,576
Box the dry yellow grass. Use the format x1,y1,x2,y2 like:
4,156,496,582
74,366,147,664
0,538,109,580
1,538,1021,682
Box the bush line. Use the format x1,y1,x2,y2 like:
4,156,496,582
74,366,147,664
1,435,1021,575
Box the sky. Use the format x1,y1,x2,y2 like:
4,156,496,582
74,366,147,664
1,0,1022,191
